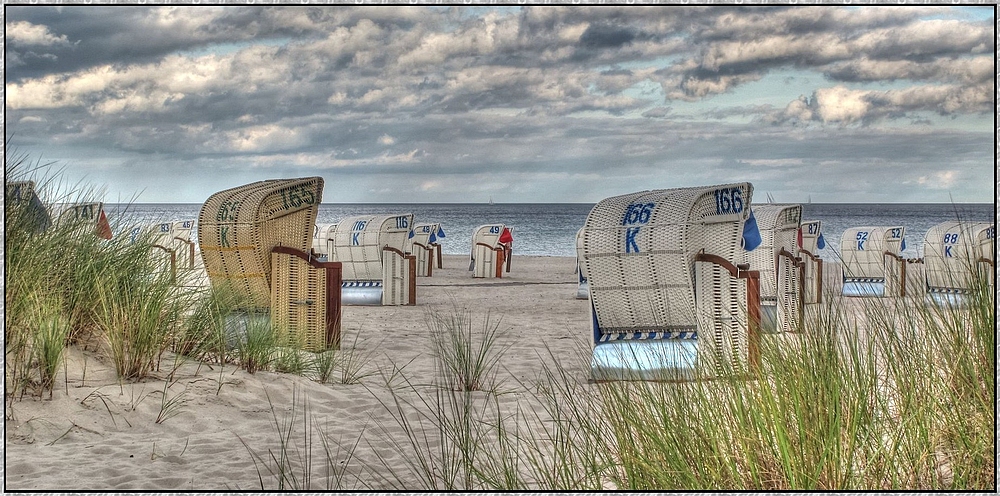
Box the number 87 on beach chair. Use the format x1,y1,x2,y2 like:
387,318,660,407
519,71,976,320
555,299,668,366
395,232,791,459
197,177,342,352
581,183,763,381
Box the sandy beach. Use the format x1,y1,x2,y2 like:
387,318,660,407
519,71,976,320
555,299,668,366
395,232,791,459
4,252,913,491
5,254,600,490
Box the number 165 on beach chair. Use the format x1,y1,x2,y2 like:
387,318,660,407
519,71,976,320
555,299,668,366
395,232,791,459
580,183,762,381
198,177,342,352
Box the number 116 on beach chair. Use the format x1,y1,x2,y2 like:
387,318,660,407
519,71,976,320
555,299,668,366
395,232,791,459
580,183,762,381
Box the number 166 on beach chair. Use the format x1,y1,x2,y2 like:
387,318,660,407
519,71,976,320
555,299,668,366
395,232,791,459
580,183,763,381
198,177,342,352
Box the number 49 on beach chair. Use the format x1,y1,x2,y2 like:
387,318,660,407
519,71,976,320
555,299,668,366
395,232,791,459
470,224,513,278
580,183,763,381
198,177,341,352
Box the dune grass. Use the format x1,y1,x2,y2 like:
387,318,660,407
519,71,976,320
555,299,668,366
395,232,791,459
5,151,993,490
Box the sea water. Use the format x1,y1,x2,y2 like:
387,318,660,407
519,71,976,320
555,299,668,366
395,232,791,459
107,202,994,260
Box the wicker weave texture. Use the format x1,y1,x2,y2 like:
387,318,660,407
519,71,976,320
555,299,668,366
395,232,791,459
472,224,505,278
198,177,323,310
694,259,749,375
581,183,752,335
270,249,338,352
408,223,440,277
746,204,802,333
840,226,904,281
922,221,993,292
328,214,413,281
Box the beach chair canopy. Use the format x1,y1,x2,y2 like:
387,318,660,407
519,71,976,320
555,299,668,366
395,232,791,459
923,221,994,293
471,224,511,278
797,219,825,304
840,226,905,281
55,202,113,239
744,204,803,333
406,223,444,277
581,182,759,379
324,213,414,281
6,181,51,232
198,177,324,309
798,220,826,254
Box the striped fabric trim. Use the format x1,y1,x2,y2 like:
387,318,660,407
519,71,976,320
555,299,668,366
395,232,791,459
342,280,383,288
598,330,697,342
844,277,885,284
927,287,970,295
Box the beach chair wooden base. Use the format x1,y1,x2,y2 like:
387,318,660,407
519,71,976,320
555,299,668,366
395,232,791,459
341,281,384,306
576,277,589,300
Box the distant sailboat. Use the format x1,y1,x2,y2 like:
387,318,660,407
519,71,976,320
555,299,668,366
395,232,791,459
488,196,494,206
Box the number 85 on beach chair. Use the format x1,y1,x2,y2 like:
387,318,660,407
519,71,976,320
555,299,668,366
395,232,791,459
198,177,342,352
581,183,763,381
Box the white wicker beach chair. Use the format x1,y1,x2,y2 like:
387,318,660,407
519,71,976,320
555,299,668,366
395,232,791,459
6,181,51,232
744,205,803,333
198,177,342,351
325,214,416,306
55,202,113,239
581,183,762,381
920,221,994,305
840,226,906,297
407,223,444,277
470,224,512,278
575,227,589,299
797,220,825,304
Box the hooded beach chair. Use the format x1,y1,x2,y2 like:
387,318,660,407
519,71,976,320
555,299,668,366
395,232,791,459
322,214,416,306
55,202,113,240
840,226,906,297
470,224,513,278
198,177,341,352
797,220,826,304
920,221,995,305
580,182,762,381
6,181,52,232
575,227,589,299
406,223,446,277
129,220,198,283
744,204,803,333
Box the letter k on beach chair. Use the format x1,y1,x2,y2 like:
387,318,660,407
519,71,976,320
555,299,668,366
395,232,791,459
580,183,763,381
321,214,416,306
744,204,804,333
840,226,906,297
918,221,994,306
198,177,341,352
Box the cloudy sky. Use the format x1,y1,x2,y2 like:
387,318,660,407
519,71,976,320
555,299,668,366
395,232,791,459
4,5,995,204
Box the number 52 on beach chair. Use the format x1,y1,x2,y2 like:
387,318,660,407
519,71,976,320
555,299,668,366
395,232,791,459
580,183,762,381
198,177,342,352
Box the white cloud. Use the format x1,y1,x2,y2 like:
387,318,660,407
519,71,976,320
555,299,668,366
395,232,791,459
7,21,70,46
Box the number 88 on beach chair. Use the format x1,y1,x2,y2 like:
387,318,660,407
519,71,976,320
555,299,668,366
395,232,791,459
920,221,995,305
581,183,763,381
198,177,342,352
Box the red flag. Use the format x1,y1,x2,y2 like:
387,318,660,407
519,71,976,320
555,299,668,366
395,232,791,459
797,227,803,248
96,209,113,239
499,227,513,244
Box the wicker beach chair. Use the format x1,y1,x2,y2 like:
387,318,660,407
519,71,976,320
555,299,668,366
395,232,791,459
325,214,416,306
745,204,803,333
580,182,762,381
840,226,906,297
407,223,444,277
470,224,512,278
919,221,994,305
55,202,113,239
198,177,341,351
575,227,589,299
6,181,51,232
798,220,825,304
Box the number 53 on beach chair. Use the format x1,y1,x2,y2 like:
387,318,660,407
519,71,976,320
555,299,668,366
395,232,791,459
580,183,763,381
198,177,342,352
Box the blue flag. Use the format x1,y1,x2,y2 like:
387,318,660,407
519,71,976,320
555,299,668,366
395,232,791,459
817,233,826,250
437,226,446,238
901,238,906,251
742,209,762,251
408,229,414,239
429,232,437,243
